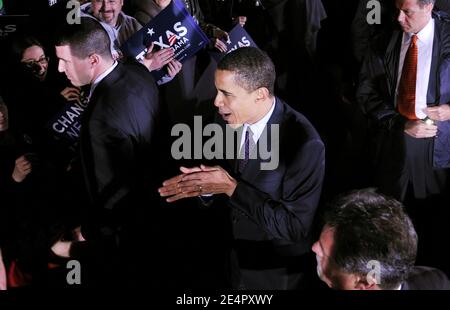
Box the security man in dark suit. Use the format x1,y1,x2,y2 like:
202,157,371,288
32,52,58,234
51,17,163,287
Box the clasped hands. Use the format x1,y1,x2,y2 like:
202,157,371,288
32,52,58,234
158,165,237,203
405,104,450,138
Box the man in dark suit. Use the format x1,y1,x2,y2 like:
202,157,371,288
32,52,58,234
51,17,162,286
312,189,450,290
357,0,450,276
357,0,450,201
159,47,325,289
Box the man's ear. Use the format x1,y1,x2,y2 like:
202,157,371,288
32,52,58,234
354,274,380,290
88,53,101,67
255,87,270,103
425,3,434,13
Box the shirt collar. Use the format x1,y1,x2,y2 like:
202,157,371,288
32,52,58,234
403,18,434,45
89,61,118,100
244,97,276,142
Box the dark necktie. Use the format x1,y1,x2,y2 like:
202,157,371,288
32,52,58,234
397,34,419,120
239,127,255,173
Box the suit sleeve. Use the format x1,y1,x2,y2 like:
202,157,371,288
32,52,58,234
88,118,137,210
356,45,407,131
228,139,325,243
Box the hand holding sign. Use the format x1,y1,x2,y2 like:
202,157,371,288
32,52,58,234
60,86,81,102
167,59,182,77
212,28,229,52
120,0,209,82
209,25,258,62
232,16,247,27
143,42,176,71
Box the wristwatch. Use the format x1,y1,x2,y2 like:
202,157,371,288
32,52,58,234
423,116,435,125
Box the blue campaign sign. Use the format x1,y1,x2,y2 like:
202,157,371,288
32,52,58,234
210,24,258,62
120,0,210,81
47,95,90,151
0,15,30,40
48,0,61,7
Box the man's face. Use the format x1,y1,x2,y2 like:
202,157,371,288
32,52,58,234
214,69,260,127
154,0,171,9
0,102,8,132
21,45,49,81
56,45,94,87
396,0,433,34
312,225,361,290
91,0,124,26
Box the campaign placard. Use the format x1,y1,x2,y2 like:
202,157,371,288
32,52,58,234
0,15,30,40
209,24,258,62
47,94,89,151
121,0,210,82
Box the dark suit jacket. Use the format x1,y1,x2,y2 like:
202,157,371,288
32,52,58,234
80,61,160,213
217,97,325,289
357,17,450,198
402,266,450,290
72,62,162,282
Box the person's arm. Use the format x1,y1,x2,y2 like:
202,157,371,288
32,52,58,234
159,139,325,243
228,139,325,242
356,45,407,131
357,45,440,139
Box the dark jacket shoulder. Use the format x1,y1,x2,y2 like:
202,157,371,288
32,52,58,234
403,266,450,290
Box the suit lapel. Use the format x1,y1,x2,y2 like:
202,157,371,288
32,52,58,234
427,18,440,105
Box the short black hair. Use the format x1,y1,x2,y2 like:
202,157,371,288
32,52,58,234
217,47,276,95
11,36,44,61
55,17,112,60
324,189,418,290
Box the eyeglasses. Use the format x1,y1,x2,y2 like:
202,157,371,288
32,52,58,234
22,56,49,69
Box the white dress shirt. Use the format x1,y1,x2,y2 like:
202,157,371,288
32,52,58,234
396,18,435,119
239,98,277,153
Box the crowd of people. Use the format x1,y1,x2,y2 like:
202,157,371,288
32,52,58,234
0,0,450,290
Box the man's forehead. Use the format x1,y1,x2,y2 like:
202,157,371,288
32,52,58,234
55,45,74,58
55,45,69,52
